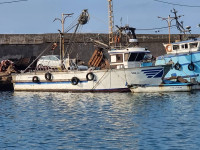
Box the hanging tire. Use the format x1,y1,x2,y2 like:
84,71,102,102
188,62,195,71
32,76,39,83
174,62,181,70
71,77,79,85
45,72,53,81
86,72,95,81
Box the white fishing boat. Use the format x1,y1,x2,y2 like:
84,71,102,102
12,35,169,92
11,2,170,92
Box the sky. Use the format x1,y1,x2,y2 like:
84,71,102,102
0,0,200,34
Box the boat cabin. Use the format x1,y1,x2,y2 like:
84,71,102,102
108,43,153,69
164,38,200,54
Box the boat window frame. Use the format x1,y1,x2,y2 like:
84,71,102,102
116,54,123,63
173,45,179,50
189,42,198,49
185,44,188,49
181,44,188,49
128,52,146,62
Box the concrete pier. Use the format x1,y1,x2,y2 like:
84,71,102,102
0,33,199,63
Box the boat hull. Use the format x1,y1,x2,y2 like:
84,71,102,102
12,66,166,92
130,84,192,93
156,51,200,83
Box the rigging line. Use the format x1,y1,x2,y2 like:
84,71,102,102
154,0,200,8
0,0,28,4
23,34,60,73
64,19,78,32
136,25,176,31
64,16,79,33
92,70,109,90
23,33,61,72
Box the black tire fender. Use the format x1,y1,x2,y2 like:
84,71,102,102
71,77,79,85
32,76,39,83
45,72,53,81
188,62,195,71
86,72,95,81
174,62,181,70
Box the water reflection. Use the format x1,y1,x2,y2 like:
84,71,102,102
1,91,200,149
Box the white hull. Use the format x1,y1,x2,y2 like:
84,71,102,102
130,84,192,93
12,66,166,92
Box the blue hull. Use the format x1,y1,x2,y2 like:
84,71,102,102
156,51,200,83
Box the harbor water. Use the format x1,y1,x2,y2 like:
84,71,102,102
1,91,200,149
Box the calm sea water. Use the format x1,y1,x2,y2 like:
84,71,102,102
0,91,200,150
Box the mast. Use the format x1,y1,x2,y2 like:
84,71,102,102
53,13,73,69
108,0,114,48
53,13,73,57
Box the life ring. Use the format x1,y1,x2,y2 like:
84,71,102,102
86,72,95,81
71,77,79,85
188,62,195,71
174,62,181,70
165,44,172,52
45,72,53,81
32,76,39,83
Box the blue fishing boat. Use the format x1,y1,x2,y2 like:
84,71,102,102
155,38,200,89
130,9,198,93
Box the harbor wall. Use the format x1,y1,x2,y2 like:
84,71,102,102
0,33,199,64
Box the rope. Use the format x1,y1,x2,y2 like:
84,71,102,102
92,69,109,89
23,34,60,73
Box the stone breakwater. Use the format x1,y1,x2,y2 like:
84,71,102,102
0,33,199,63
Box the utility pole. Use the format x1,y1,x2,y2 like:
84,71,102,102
158,15,175,44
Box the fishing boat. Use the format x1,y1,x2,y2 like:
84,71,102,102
129,9,198,93
155,38,200,90
155,9,200,90
11,29,169,92
11,2,170,92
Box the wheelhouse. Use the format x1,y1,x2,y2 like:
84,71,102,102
108,47,152,69
164,38,200,54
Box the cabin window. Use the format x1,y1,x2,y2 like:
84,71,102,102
185,44,188,49
128,53,145,61
190,42,198,49
181,44,188,49
116,54,123,62
173,45,179,50
111,55,116,63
